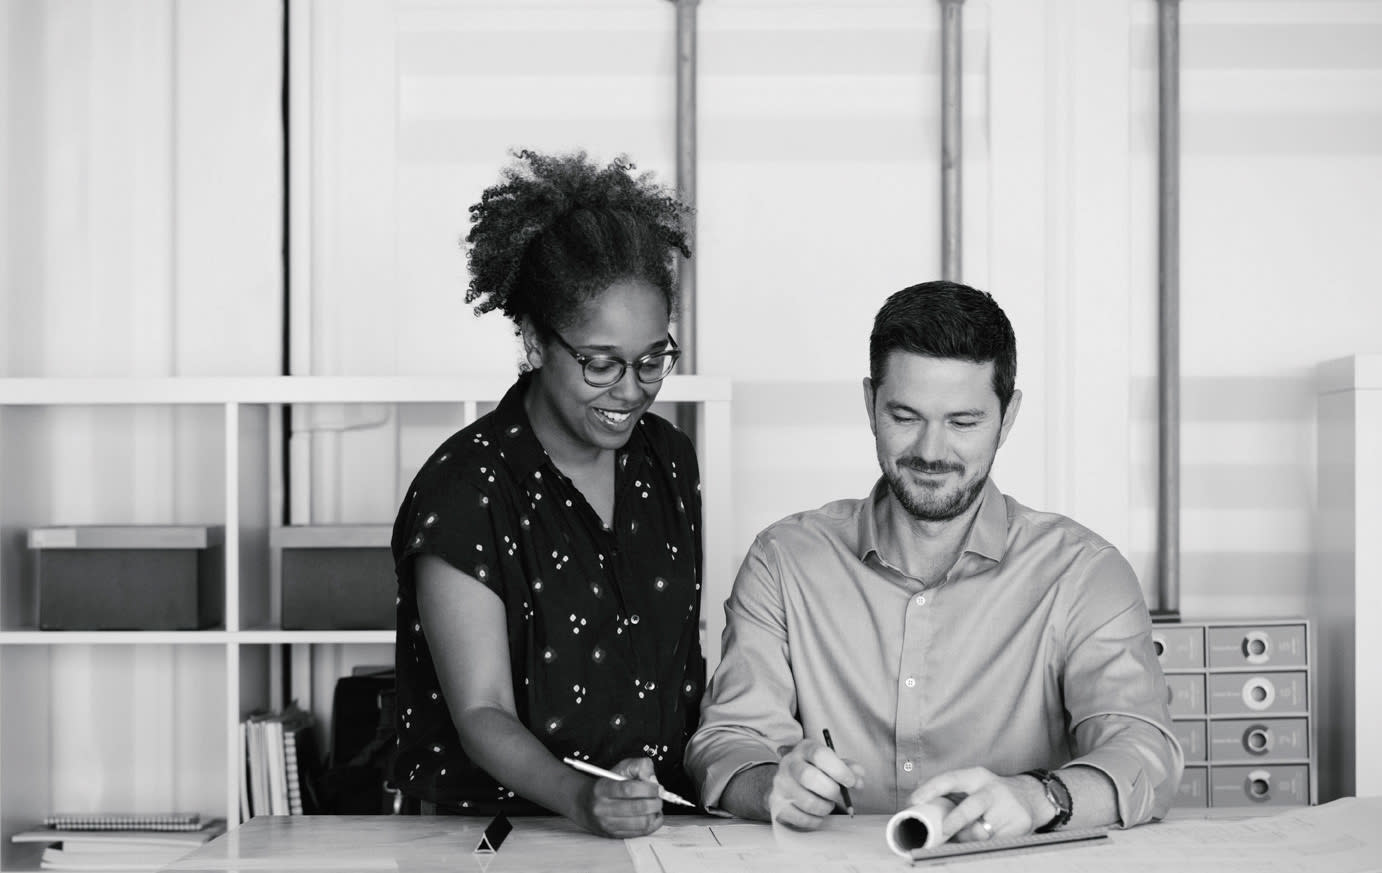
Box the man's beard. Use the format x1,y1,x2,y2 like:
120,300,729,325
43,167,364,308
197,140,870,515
883,458,989,522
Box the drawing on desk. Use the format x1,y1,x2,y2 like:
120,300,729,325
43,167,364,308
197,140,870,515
625,797,1382,873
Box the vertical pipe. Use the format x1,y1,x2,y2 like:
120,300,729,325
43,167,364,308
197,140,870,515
673,0,698,373
1156,0,1181,618
671,0,699,443
939,0,964,282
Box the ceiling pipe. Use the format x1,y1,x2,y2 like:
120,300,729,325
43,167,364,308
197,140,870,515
939,0,964,281
1155,0,1181,620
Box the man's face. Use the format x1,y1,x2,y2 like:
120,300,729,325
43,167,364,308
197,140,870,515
865,352,1020,522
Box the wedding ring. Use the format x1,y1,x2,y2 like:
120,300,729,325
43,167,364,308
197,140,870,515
977,815,994,839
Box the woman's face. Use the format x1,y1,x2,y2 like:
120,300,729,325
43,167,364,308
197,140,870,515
527,277,673,458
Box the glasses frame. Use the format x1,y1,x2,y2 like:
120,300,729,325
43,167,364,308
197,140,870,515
545,329,681,388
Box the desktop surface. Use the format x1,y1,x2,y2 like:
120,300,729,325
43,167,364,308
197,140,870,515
164,799,1382,873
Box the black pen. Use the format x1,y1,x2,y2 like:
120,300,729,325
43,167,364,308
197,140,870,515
821,729,855,817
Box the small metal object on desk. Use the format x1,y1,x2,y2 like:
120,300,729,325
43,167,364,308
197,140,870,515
474,813,513,854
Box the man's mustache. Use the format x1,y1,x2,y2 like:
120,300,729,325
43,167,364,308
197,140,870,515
898,458,964,475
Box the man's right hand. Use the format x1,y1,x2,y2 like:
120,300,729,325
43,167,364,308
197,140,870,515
768,739,865,830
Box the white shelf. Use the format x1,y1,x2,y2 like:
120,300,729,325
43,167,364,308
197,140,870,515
0,374,731,405
0,630,396,646
0,375,734,870
0,631,235,645
235,629,397,645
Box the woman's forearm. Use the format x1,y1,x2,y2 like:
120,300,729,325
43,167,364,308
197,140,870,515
452,704,590,819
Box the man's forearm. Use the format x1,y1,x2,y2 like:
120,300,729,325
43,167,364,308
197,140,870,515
1018,767,1118,831
717,763,777,821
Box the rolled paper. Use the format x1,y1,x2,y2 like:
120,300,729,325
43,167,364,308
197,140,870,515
884,796,959,858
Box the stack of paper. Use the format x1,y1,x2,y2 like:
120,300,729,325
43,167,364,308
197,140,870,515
12,817,225,872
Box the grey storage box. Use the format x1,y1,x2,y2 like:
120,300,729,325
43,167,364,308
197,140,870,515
273,525,395,630
30,525,224,630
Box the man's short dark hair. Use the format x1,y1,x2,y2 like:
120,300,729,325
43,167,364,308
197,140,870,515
868,281,1017,416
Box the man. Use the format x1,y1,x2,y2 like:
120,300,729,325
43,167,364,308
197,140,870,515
685,281,1182,842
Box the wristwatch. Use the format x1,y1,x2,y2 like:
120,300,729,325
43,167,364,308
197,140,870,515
1022,768,1073,833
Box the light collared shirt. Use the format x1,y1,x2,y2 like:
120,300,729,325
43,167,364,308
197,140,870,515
686,478,1183,826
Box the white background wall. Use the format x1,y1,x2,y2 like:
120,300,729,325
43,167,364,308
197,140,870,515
1,0,282,815
289,0,1382,623
3,0,1381,809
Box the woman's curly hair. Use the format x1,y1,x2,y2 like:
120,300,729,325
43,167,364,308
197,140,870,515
464,149,693,334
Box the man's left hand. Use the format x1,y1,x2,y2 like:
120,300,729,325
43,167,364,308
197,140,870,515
906,767,1053,842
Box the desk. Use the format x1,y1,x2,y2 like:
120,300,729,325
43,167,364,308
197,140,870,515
163,814,629,873
166,799,1382,873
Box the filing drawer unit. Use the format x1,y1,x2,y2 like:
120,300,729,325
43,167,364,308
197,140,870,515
1152,619,1315,809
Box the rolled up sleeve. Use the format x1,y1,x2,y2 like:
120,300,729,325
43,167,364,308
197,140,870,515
685,537,802,812
1060,547,1184,826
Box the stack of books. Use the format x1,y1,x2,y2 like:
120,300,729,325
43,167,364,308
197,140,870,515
11,813,225,871
240,702,321,819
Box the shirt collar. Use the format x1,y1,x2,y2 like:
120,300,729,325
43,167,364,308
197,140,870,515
964,478,1009,562
858,476,1009,567
490,371,651,480
491,372,551,479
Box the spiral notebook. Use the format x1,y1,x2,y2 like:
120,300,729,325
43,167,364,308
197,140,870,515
39,812,203,832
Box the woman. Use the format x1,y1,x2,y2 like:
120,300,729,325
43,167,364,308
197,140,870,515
392,150,704,838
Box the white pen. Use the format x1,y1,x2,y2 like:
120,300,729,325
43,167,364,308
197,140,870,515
561,757,697,808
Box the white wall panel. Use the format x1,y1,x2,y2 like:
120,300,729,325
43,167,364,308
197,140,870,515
296,0,681,523
0,0,280,825
1127,0,1382,618
299,0,1382,625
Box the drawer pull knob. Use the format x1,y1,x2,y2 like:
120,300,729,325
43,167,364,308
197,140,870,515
1242,631,1272,664
1246,769,1272,802
1243,677,1277,711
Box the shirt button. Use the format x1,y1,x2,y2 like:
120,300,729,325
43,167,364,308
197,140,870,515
905,677,916,688
903,761,914,772
914,595,926,606
630,614,641,625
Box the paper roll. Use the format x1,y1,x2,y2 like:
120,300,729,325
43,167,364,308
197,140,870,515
884,797,958,858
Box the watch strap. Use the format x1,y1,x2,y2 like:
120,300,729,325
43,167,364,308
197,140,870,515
1021,768,1073,833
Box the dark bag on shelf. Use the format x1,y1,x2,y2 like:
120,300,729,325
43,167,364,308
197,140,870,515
316,666,402,814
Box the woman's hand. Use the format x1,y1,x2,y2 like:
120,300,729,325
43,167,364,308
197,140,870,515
571,756,665,838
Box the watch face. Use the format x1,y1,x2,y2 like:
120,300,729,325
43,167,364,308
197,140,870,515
1050,775,1072,813
1024,768,1071,831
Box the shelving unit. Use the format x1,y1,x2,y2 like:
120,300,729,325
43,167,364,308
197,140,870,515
1155,619,1315,809
0,375,732,871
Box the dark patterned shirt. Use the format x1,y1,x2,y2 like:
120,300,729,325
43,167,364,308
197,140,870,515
392,373,704,813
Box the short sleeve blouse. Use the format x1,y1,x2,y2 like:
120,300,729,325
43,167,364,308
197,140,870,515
392,373,705,813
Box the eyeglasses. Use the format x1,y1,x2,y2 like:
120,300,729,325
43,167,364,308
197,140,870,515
546,330,681,388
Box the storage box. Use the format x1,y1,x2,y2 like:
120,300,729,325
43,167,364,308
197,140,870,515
273,525,395,630
30,525,224,630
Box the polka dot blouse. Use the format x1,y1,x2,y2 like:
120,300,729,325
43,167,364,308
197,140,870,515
392,373,705,813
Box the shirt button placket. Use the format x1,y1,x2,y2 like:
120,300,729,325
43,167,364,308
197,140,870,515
898,588,931,797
